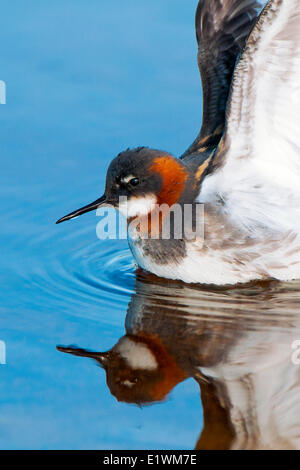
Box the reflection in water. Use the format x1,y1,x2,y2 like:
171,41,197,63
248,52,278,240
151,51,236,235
58,273,300,450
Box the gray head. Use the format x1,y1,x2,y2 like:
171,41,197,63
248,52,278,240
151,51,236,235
56,147,208,224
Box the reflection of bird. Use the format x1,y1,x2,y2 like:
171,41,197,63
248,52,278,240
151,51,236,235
57,273,300,450
57,1,300,285
57,334,187,405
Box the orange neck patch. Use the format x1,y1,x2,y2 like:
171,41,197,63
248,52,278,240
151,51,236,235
150,156,189,207
135,333,187,402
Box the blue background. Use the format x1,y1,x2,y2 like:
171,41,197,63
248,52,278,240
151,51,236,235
0,0,203,449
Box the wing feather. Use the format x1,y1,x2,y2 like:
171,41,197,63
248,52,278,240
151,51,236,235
202,0,300,233
217,0,300,182
182,0,261,158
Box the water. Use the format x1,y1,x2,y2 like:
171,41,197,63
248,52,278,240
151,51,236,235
1,0,300,451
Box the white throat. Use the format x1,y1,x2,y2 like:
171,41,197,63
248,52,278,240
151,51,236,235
118,195,157,218
116,337,158,370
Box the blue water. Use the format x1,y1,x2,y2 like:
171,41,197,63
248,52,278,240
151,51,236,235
0,0,202,449
2,0,300,451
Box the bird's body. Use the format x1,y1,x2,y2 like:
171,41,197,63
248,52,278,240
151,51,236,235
57,0,300,286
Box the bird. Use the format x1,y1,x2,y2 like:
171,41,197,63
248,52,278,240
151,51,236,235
57,0,300,286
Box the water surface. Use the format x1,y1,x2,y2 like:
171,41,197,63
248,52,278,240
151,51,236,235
1,0,299,451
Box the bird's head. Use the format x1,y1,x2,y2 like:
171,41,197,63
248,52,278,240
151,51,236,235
57,334,186,405
56,147,208,224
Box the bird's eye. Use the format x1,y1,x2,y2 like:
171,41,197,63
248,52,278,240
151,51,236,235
129,178,139,187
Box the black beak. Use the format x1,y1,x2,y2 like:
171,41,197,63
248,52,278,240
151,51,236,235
56,194,107,224
56,345,112,367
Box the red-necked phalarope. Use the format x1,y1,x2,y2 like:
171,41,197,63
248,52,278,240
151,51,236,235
57,0,300,285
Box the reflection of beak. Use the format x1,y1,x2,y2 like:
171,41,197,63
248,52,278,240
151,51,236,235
56,345,111,367
56,194,107,224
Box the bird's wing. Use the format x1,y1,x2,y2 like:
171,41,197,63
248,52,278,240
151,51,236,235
202,0,300,233
182,0,262,158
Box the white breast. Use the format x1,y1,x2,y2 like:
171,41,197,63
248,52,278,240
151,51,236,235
128,210,300,285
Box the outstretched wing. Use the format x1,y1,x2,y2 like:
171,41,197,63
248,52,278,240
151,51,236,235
182,0,261,158
203,0,300,233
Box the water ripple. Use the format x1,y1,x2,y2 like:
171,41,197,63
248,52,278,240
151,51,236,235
6,211,135,322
